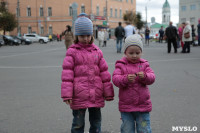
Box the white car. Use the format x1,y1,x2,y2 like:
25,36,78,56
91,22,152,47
23,34,49,44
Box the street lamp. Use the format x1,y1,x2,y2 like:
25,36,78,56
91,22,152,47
145,0,151,27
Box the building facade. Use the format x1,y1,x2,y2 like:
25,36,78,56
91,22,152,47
1,0,136,37
179,0,200,34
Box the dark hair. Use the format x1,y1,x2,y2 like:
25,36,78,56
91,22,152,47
74,35,94,44
119,22,122,26
66,25,71,31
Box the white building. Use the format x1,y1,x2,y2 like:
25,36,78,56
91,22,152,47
179,0,200,34
162,0,171,25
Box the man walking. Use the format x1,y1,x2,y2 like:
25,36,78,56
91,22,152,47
165,21,178,53
115,22,125,53
159,26,164,43
197,18,200,46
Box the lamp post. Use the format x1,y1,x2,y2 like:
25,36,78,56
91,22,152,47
145,0,151,27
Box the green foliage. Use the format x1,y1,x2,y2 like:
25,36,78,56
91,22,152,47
0,2,17,34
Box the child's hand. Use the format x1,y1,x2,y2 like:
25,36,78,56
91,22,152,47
65,100,72,105
137,72,145,79
127,74,137,82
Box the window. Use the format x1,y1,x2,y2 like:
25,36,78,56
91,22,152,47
181,6,186,11
190,17,195,23
190,5,196,11
96,6,99,16
104,7,106,17
81,5,85,13
16,8,20,17
69,6,73,16
181,18,186,23
49,26,53,35
110,8,113,17
40,27,44,35
119,9,122,18
27,7,31,16
40,7,44,16
28,26,32,33
131,0,133,4
126,0,128,2
48,7,52,16
115,9,117,18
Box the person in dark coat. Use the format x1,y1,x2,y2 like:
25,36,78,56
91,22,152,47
159,26,164,43
115,22,125,53
191,25,196,46
197,18,200,46
165,21,179,53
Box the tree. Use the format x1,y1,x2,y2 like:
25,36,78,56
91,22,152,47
123,11,144,33
0,1,17,35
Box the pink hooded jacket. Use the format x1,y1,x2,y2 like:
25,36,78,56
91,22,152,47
61,42,114,110
112,57,155,112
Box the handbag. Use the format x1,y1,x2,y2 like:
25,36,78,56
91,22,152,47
184,32,190,38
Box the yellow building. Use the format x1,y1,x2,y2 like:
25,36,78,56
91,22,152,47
1,0,136,37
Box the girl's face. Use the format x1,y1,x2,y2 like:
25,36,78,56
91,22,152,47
78,35,92,45
125,46,142,63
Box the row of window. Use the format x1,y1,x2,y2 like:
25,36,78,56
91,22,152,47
117,0,133,3
181,3,200,11
18,26,53,35
181,17,196,24
16,7,52,17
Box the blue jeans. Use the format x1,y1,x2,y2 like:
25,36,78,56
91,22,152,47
121,112,151,133
116,38,123,52
71,108,101,133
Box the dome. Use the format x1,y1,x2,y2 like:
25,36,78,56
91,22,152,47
163,0,170,8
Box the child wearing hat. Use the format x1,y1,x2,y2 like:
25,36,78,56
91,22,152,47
61,14,114,133
112,34,155,133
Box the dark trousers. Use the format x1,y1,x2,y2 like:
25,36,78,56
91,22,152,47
183,41,191,53
167,38,177,53
159,36,163,43
71,108,101,133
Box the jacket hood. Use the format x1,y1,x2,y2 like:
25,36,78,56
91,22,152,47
116,57,147,65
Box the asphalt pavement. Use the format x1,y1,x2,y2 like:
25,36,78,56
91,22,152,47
0,39,200,133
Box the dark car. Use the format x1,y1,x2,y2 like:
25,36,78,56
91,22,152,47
14,36,32,45
3,35,21,46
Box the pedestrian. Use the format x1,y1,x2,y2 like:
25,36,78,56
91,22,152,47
178,23,185,50
112,34,155,133
57,34,60,42
49,34,53,42
182,21,192,53
115,22,125,53
103,29,109,47
98,28,104,47
197,18,200,46
61,14,114,133
159,26,164,43
145,27,150,45
165,21,178,53
124,21,135,39
62,25,74,50
191,24,196,46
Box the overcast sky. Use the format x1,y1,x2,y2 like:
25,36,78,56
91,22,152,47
136,0,179,24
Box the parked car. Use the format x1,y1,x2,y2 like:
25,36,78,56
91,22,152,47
23,34,49,44
3,35,21,46
13,36,32,45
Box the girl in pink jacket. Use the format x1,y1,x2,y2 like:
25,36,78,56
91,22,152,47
112,34,155,133
61,14,114,133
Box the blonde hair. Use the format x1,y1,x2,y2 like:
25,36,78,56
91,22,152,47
74,35,94,44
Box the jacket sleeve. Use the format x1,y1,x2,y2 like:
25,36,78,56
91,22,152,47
139,62,155,85
98,51,114,99
61,48,75,101
112,62,129,89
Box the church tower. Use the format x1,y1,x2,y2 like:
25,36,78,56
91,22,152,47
162,0,170,25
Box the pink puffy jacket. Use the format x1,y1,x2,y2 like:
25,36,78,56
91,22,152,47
61,42,114,110
112,57,155,112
